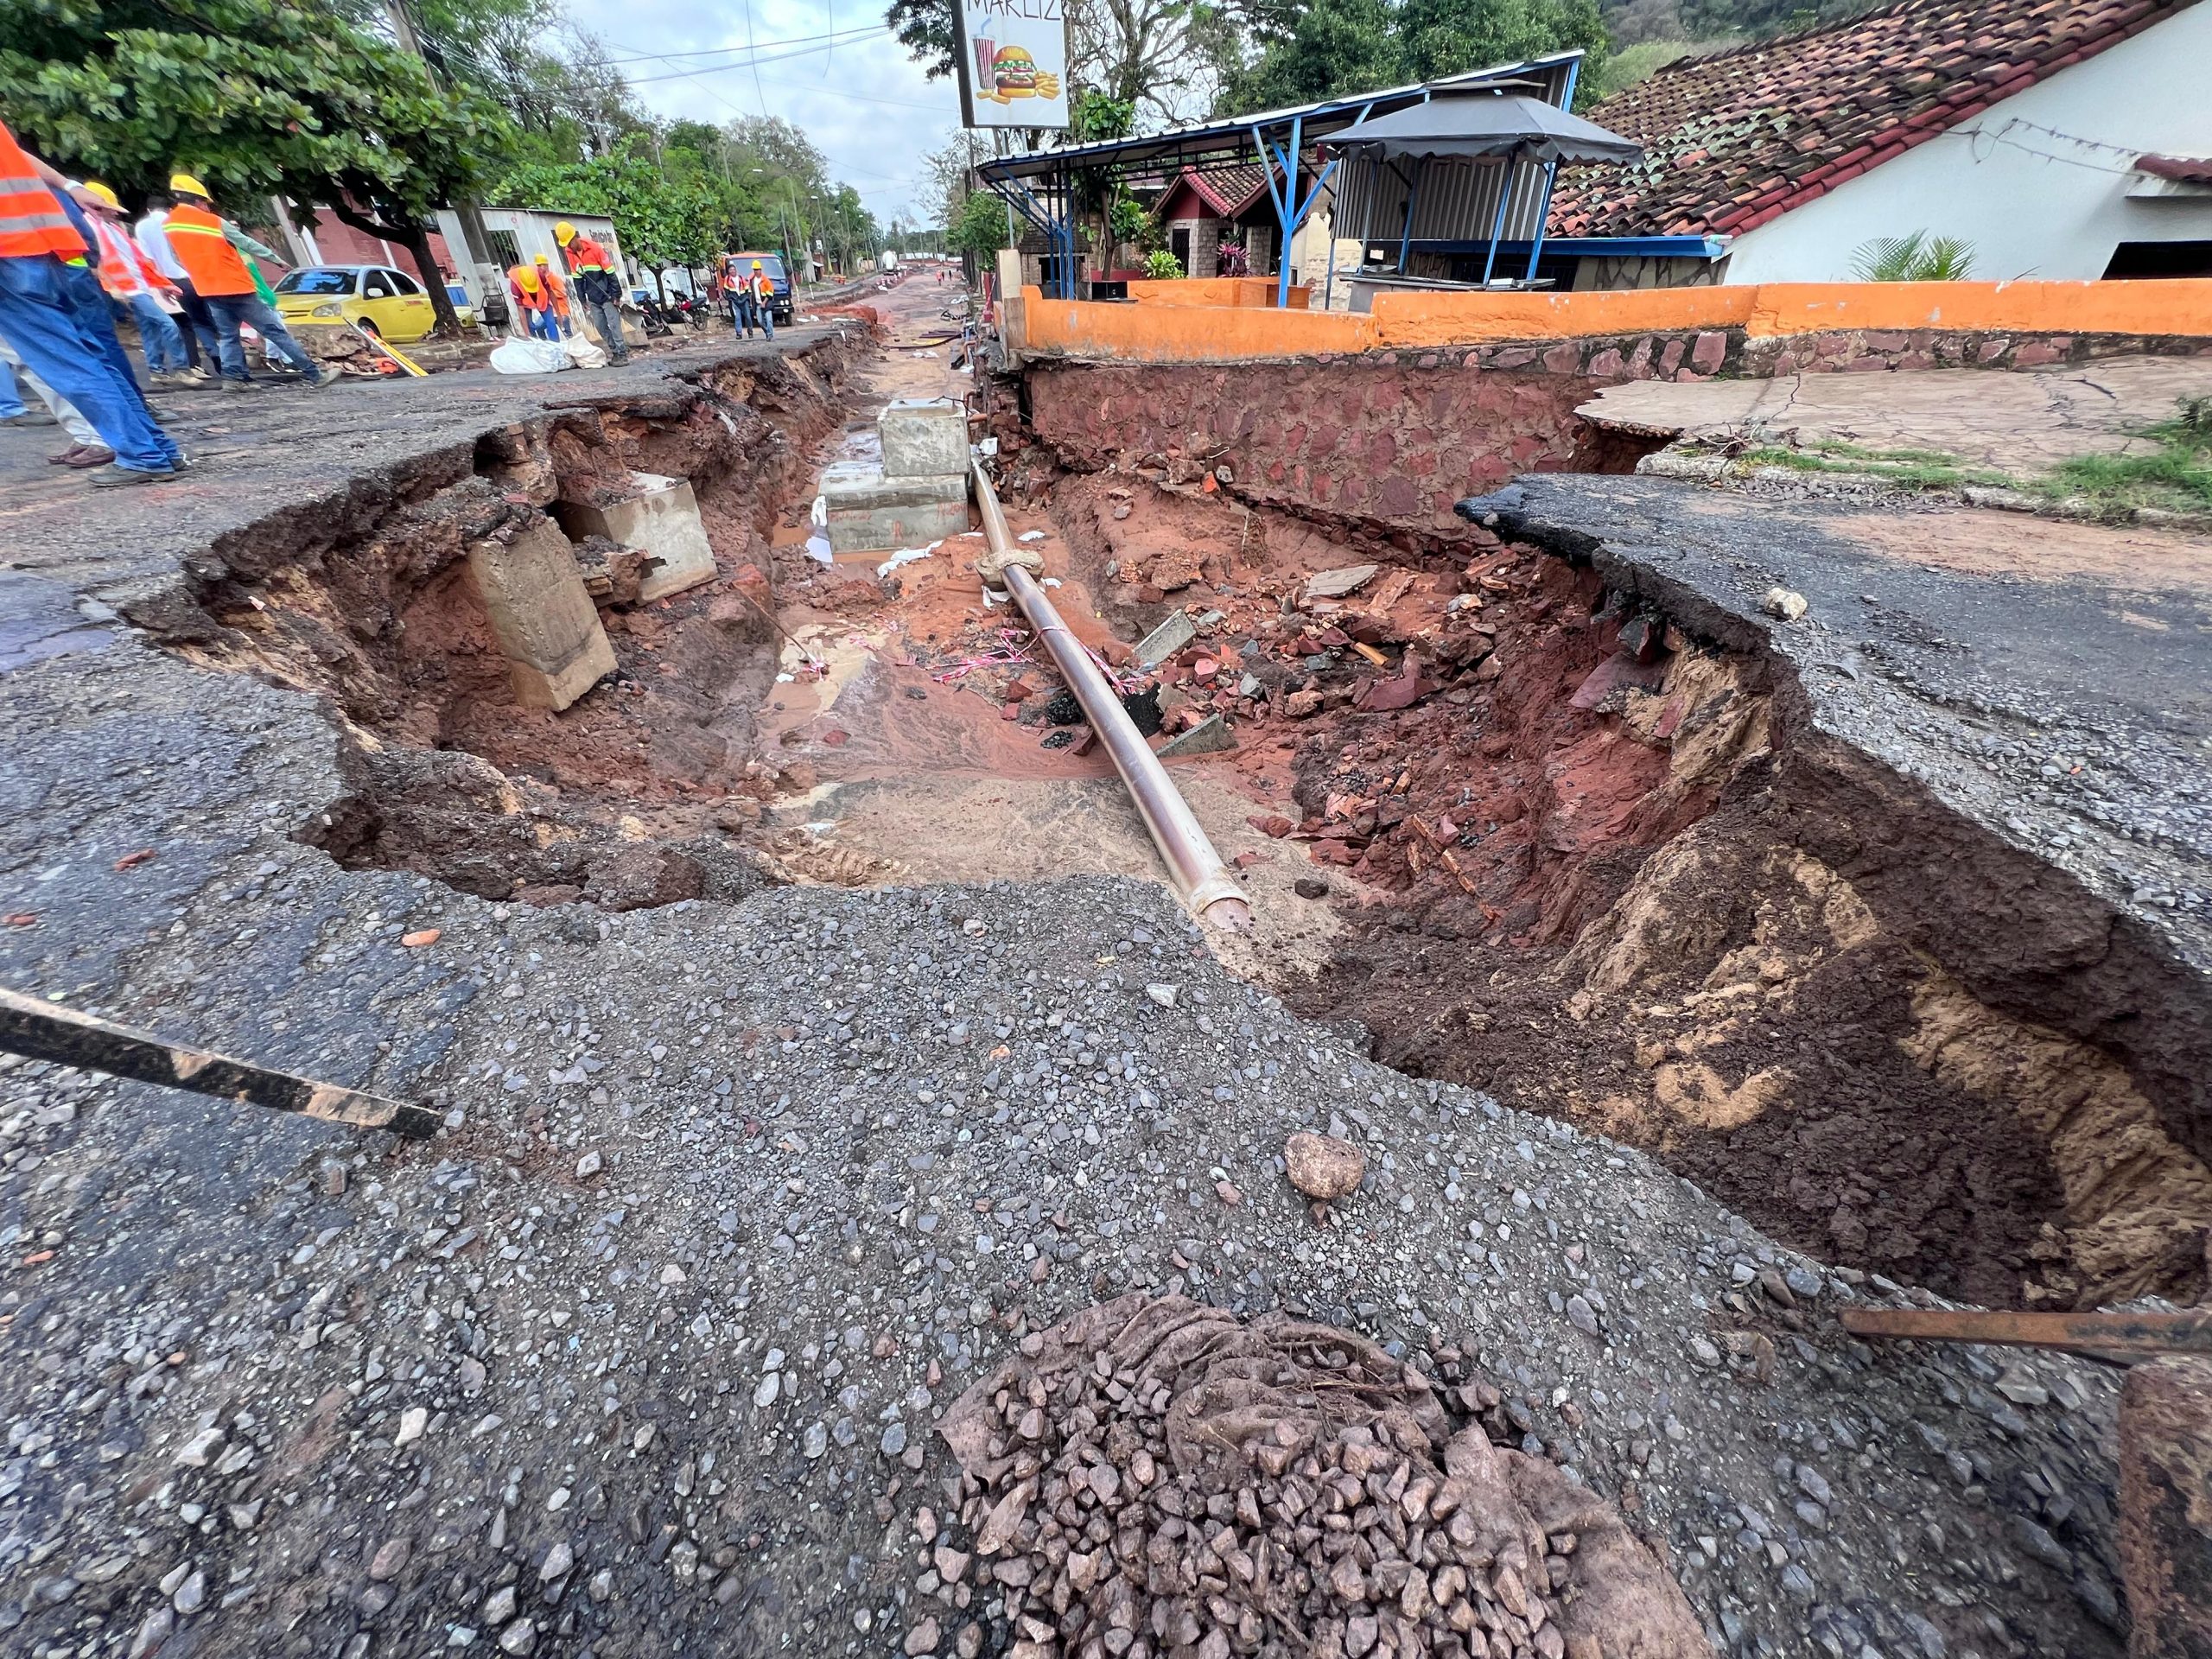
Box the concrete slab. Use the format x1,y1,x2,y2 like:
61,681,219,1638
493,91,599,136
880,397,969,478
1576,354,2212,474
822,460,969,552
467,516,619,710
1304,564,1379,601
555,471,718,603
1134,611,1197,669
1158,713,1236,757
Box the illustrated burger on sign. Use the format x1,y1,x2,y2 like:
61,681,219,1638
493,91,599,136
977,41,1058,104
994,44,1038,97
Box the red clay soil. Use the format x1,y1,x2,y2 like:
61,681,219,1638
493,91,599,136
1034,467,2202,1311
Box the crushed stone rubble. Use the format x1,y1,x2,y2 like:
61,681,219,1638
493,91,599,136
927,1293,1709,1659
0,868,2133,1659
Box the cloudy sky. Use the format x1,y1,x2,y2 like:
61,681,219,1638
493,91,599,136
569,0,968,226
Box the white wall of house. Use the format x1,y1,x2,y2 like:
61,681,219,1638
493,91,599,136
1721,3,2212,284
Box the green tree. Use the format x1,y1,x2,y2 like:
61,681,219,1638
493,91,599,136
407,0,640,166
1220,0,1609,113
947,188,1013,260
0,0,509,330
501,137,721,298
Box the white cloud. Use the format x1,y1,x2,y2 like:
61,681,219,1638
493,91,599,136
567,0,968,224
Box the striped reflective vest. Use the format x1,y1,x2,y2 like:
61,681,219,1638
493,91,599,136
563,235,620,303
162,203,257,296
0,121,86,261
91,216,168,298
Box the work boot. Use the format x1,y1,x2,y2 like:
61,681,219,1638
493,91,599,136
87,464,175,488
306,367,339,390
219,377,258,393
48,443,113,468
1,410,57,427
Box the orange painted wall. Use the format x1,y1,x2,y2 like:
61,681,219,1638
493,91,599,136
1012,278,2212,363
1748,279,2212,339
1370,285,1753,346
1122,277,1312,309
1018,286,1370,360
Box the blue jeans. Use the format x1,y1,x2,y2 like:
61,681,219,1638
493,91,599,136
201,292,318,380
524,307,559,341
114,291,187,374
0,255,179,471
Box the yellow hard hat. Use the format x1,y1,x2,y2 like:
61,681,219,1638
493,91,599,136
751,259,763,270
553,220,577,243
534,253,549,264
82,181,122,212
169,172,210,198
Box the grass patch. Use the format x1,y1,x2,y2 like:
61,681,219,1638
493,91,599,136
2035,397,2212,518
1736,445,2014,493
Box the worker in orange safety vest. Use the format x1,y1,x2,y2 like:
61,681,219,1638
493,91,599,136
554,220,629,365
164,173,331,391
78,182,190,385
507,261,556,340
0,118,185,482
533,253,572,338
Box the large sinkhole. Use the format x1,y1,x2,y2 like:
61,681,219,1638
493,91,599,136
153,338,2211,1317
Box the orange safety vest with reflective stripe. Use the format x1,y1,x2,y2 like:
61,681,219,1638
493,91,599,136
509,264,547,309
91,216,168,298
563,234,613,276
0,121,86,261
162,202,257,296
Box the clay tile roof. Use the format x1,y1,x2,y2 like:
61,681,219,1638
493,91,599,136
1178,164,1274,219
1548,0,2196,238
2135,152,2212,182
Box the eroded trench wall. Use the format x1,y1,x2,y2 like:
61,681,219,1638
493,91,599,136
149,337,867,908
1010,359,1634,538
1007,351,2212,1307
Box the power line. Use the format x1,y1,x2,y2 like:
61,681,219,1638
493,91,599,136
599,25,878,67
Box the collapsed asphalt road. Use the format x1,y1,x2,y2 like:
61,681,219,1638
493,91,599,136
0,325,2162,1659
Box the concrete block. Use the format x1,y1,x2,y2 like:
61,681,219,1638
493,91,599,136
1158,714,1236,757
467,517,618,711
1135,611,1196,668
555,472,717,603
880,398,969,479
821,461,969,553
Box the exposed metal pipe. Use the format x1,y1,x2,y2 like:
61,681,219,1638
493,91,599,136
971,462,1252,933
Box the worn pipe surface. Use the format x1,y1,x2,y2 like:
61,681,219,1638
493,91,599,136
1840,1306,2212,1362
974,464,1252,932
0,986,442,1138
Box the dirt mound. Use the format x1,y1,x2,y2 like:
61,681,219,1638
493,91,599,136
928,1294,1708,1659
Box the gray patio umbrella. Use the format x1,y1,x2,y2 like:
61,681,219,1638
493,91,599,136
1319,90,1644,165
1320,90,1643,283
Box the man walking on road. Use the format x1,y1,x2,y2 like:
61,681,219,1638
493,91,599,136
79,182,189,385
0,118,184,484
555,221,628,365
744,259,775,341
132,193,218,376
163,173,332,391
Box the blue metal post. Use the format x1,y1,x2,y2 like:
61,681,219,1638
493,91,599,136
1396,166,1421,274
1480,153,1516,286
1524,56,1580,284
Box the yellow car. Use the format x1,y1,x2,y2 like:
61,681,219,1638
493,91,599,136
275,264,442,341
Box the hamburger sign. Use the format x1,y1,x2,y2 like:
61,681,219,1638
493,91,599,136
952,0,1069,130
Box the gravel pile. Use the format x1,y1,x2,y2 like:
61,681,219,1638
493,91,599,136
925,1293,1707,1659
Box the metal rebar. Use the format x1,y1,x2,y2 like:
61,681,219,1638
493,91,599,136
971,463,1252,933
0,986,441,1139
